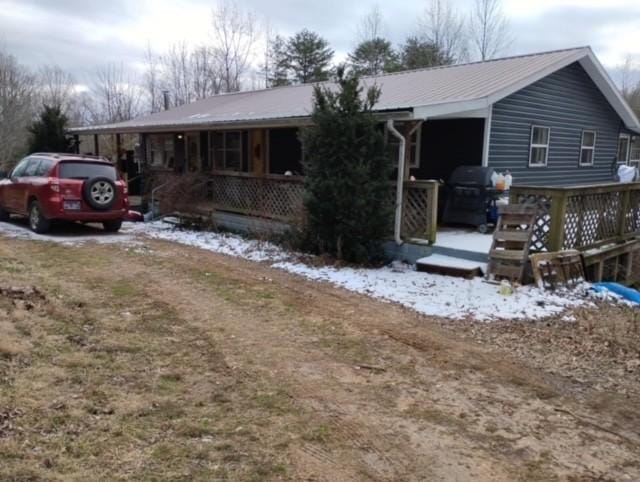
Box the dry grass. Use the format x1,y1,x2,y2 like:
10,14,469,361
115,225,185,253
0,235,639,481
0,246,309,481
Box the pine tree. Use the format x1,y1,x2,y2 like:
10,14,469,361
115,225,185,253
348,38,400,76
284,30,334,84
400,36,453,70
266,35,291,87
301,67,392,262
28,105,74,153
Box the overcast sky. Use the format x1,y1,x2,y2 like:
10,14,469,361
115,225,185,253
1,0,639,86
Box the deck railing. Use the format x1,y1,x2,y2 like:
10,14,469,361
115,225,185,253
207,171,305,221
398,180,439,244
510,182,640,252
202,172,439,243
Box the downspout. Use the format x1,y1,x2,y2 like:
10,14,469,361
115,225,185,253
387,119,423,246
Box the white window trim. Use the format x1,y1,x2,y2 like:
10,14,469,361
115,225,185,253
618,134,630,165
209,130,243,171
528,125,550,167
579,130,596,167
386,123,421,168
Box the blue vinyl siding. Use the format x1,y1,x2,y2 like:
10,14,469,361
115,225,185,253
488,62,623,186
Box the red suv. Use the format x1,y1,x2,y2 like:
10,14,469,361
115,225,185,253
0,153,129,233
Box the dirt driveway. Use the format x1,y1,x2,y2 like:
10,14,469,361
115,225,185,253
0,232,639,481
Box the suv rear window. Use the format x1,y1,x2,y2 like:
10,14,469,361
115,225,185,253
58,162,117,180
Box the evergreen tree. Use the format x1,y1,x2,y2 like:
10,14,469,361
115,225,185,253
266,35,291,87
348,38,400,76
284,29,334,84
301,67,392,263
28,105,74,153
400,36,453,70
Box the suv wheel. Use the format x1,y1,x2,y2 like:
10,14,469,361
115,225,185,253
29,201,51,234
103,220,122,233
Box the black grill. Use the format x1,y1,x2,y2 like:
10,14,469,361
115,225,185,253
442,166,500,232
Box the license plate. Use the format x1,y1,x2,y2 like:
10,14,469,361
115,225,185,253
63,200,82,211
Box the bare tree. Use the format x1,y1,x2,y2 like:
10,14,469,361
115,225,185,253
37,65,76,113
210,0,258,93
469,0,511,61
162,42,195,107
357,4,384,43
157,42,222,108
85,63,142,124
419,0,468,63
619,55,640,117
192,45,222,99
143,43,164,114
0,49,36,168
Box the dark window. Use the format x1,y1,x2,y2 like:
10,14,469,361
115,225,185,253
35,159,55,176
11,158,30,177
210,131,243,171
23,159,41,177
59,162,117,180
579,130,596,166
529,126,550,167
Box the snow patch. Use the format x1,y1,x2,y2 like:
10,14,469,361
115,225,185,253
417,254,487,273
434,228,494,254
125,220,588,322
0,220,139,246
122,220,289,262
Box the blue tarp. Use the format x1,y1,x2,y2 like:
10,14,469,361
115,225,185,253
592,282,640,304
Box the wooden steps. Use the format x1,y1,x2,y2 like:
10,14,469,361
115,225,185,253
487,205,537,283
416,255,486,279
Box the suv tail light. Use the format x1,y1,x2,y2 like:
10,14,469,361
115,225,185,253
49,178,60,193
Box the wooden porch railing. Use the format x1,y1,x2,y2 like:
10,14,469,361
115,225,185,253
398,180,439,244
204,172,439,243
207,171,305,221
510,182,640,252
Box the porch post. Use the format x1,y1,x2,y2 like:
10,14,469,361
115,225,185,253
403,123,413,181
403,121,423,180
73,135,79,154
115,132,125,179
116,133,122,159
250,128,266,176
93,134,100,156
482,105,493,167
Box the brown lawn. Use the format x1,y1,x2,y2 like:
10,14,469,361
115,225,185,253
0,234,639,481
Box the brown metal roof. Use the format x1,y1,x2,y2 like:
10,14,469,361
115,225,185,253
71,47,640,134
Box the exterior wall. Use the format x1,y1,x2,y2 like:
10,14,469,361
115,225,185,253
489,62,624,186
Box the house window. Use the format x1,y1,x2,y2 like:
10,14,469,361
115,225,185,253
579,130,596,166
148,134,174,168
386,122,421,168
529,126,550,167
617,134,630,165
210,131,242,171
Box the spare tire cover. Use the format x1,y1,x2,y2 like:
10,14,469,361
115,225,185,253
83,176,118,211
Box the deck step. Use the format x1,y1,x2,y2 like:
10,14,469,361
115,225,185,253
416,255,485,279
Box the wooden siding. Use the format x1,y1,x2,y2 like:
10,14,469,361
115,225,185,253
489,62,623,186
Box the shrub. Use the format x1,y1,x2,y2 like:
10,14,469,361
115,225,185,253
301,67,392,263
